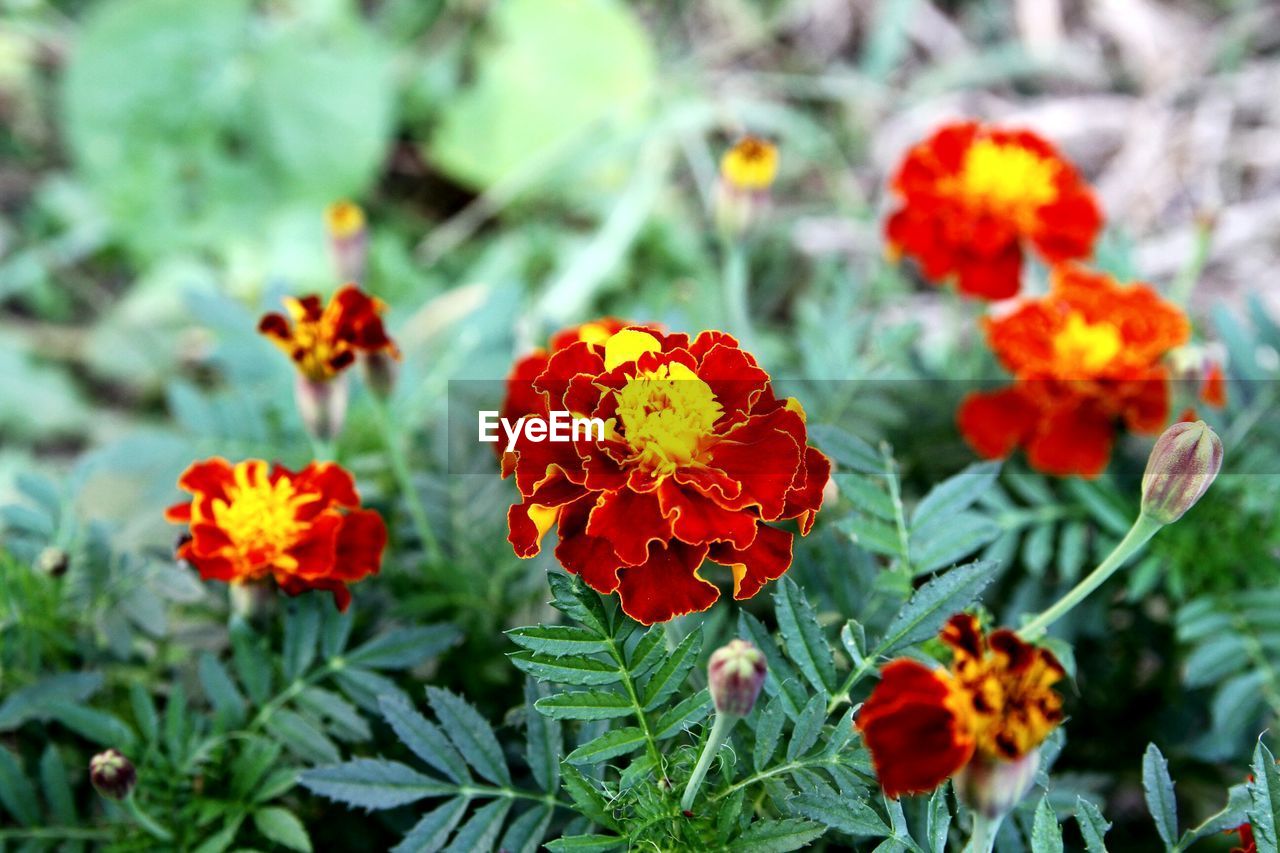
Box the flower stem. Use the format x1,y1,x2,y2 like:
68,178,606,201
722,240,756,349
369,394,445,568
965,812,1002,853
123,796,173,842
1018,513,1165,640
681,711,736,812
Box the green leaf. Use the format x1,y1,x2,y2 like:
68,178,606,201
627,627,666,678
39,745,75,825
565,727,647,765
379,693,470,784
231,737,283,799
1248,740,1280,853
1183,632,1248,687
0,672,103,732
253,807,312,852
1143,743,1178,849
509,651,622,686
834,473,896,520
282,597,322,681
559,765,618,830
443,798,512,853
296,687,370,742
0,746,40,825
508,625,611,658
231,617,273,706
911,461,1001,533
641,626,702,710
321,607,354,659
909,512,1001,574
535,690,632,721
734,818,827,851
786,694,827,761
427,687,512,787
347,624,459,670
336,667,410,714
545,835,624,852
809,425,881,474
547,572,609,635
773,576,837,694
653,689,712,740
300,759,454,810
499,803,554,853
199,653,248,727
1074,796,1112,853
130,683,159,744
391,797,469,853
265,710,341,765
790,791,890,837
1031,795,1064,853
876,560,998,655
524,679,562,792
839,514,902,558
926,786,950,853
46,701,137,749
738,612,808,718
753,696,786,772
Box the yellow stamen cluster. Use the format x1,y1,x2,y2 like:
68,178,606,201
949,139,1060,225
1052,312,1122,374
325,201,366,240
720,137,779,191
616,362,722,476
209,462,317,577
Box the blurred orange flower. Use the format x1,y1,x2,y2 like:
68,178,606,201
258,285,399,382
959,265,1190,477
1201,361,1227,408
166,458,386,611
857,614,1065,798
504,327,829,624
886,121,1103,299
720,136,779,192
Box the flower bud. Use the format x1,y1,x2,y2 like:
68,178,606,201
36,546,69,578
90,749,137,800
295,372,349,443
325,200,368,283
952,748,1039,819
708,639,767,717
1141,420,1223,525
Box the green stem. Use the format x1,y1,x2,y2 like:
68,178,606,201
369,394,445,568
1018,513,1165,640
826,656,877,715
722,240,756,348
681,711,736,812
123,795,173,842
965,812,1002,853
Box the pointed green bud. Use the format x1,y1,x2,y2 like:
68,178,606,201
90,749,137,800
708,639,767,717
1141,420,1223,525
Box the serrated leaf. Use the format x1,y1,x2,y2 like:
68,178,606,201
253,807,312,852
282,597,322,681
733,817,827,851
926,786,950,853
834,472,896,520
565,727,647,765
130,683,159,745
536,690,632,721
46,701,136,749
786,694,827,762
839,514,903,558
427,687,512,787
1249,740,1280,853
1074,796,1111,853
266,710,341,765
753,696,786,771
627,627,665,677
510,651,622,686
299,759,454,810
641,626,701,710
1143,743,1178,848
545,835,624,852
911,461,1000,533
1184,632,1249,687
559,765,618,830
443,798,512,853
738,612,808,718
0,746,38,826
377,693,470,784
231,617,273,705
392,797,468,853
347,624,459,670
790,791,890,837
548,572,609,635
809,425,881,474
909,512,1001,574
39,745,75,825
508,625,611,658
524,679,562,792
1031,795,1064,853
876,560,997,655
199,653,247,727
296,687,370,742
0,672,103,731
232,737,283,799
774,576,837,694
498,803,553,853
653,689,712,740
335,667,410,713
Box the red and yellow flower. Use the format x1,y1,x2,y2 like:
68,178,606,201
958,265,1191,477
1231,823,1256,853
166,458,386,611
258,284,399,382
886,121,1103,300
503,326,830,624
857,614,1065,799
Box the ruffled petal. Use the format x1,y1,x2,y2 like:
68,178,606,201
614,540,716,625
709,523,793,600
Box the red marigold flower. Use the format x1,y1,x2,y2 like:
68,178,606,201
857,614,1065,799
503,327,830,625
258,284,400,382
958,265,1191,477
166,458,386,611
886,121,1103,299
1231,823,1256,853
1201,361,1227,408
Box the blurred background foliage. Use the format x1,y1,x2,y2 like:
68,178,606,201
2,0,1280,849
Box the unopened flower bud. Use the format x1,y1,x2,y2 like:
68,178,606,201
37,546,69,578
1141,420,1223,525
325,200,368,283
715,136,778,236
295,372,349,443
953,749,1039,819
708,639,767,717
90,749,137,800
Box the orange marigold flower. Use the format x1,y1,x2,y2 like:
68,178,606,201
857,614,1065,799
258,285,399,382
886,121,1103,300
1201,361,1227,408
503,327,830,625
166,458,386,612
958,265,1191,478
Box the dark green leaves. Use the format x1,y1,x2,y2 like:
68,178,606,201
1248,740,1280,853
773,577,836,694
1074,796,1111,853
426,687,512,787
1143,743,1178,849
876,560,998,656
300,758,453,810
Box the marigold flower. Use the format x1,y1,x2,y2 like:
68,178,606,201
720,137,778,192
1201,361,1227,408
958,265,1191,477
166,458,386,611
857,614,1064,800
1141,420,1223,525
886,121,1103,299
503,327,830,624
708,639,768,716
258,285,399,383
1231,823,1256,853
90,749,137,800
325,201,369,282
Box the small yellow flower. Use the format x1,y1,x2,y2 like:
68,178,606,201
325,201,366,240
720,137,779,191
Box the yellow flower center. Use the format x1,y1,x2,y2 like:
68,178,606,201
1052,312,1123,374
615,361,722,476
210,462,317,576
325,201,366,239
952,139,1060,222
283,298,345,381
576,323,615,347
721,137,779,191
948,641,1064,761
